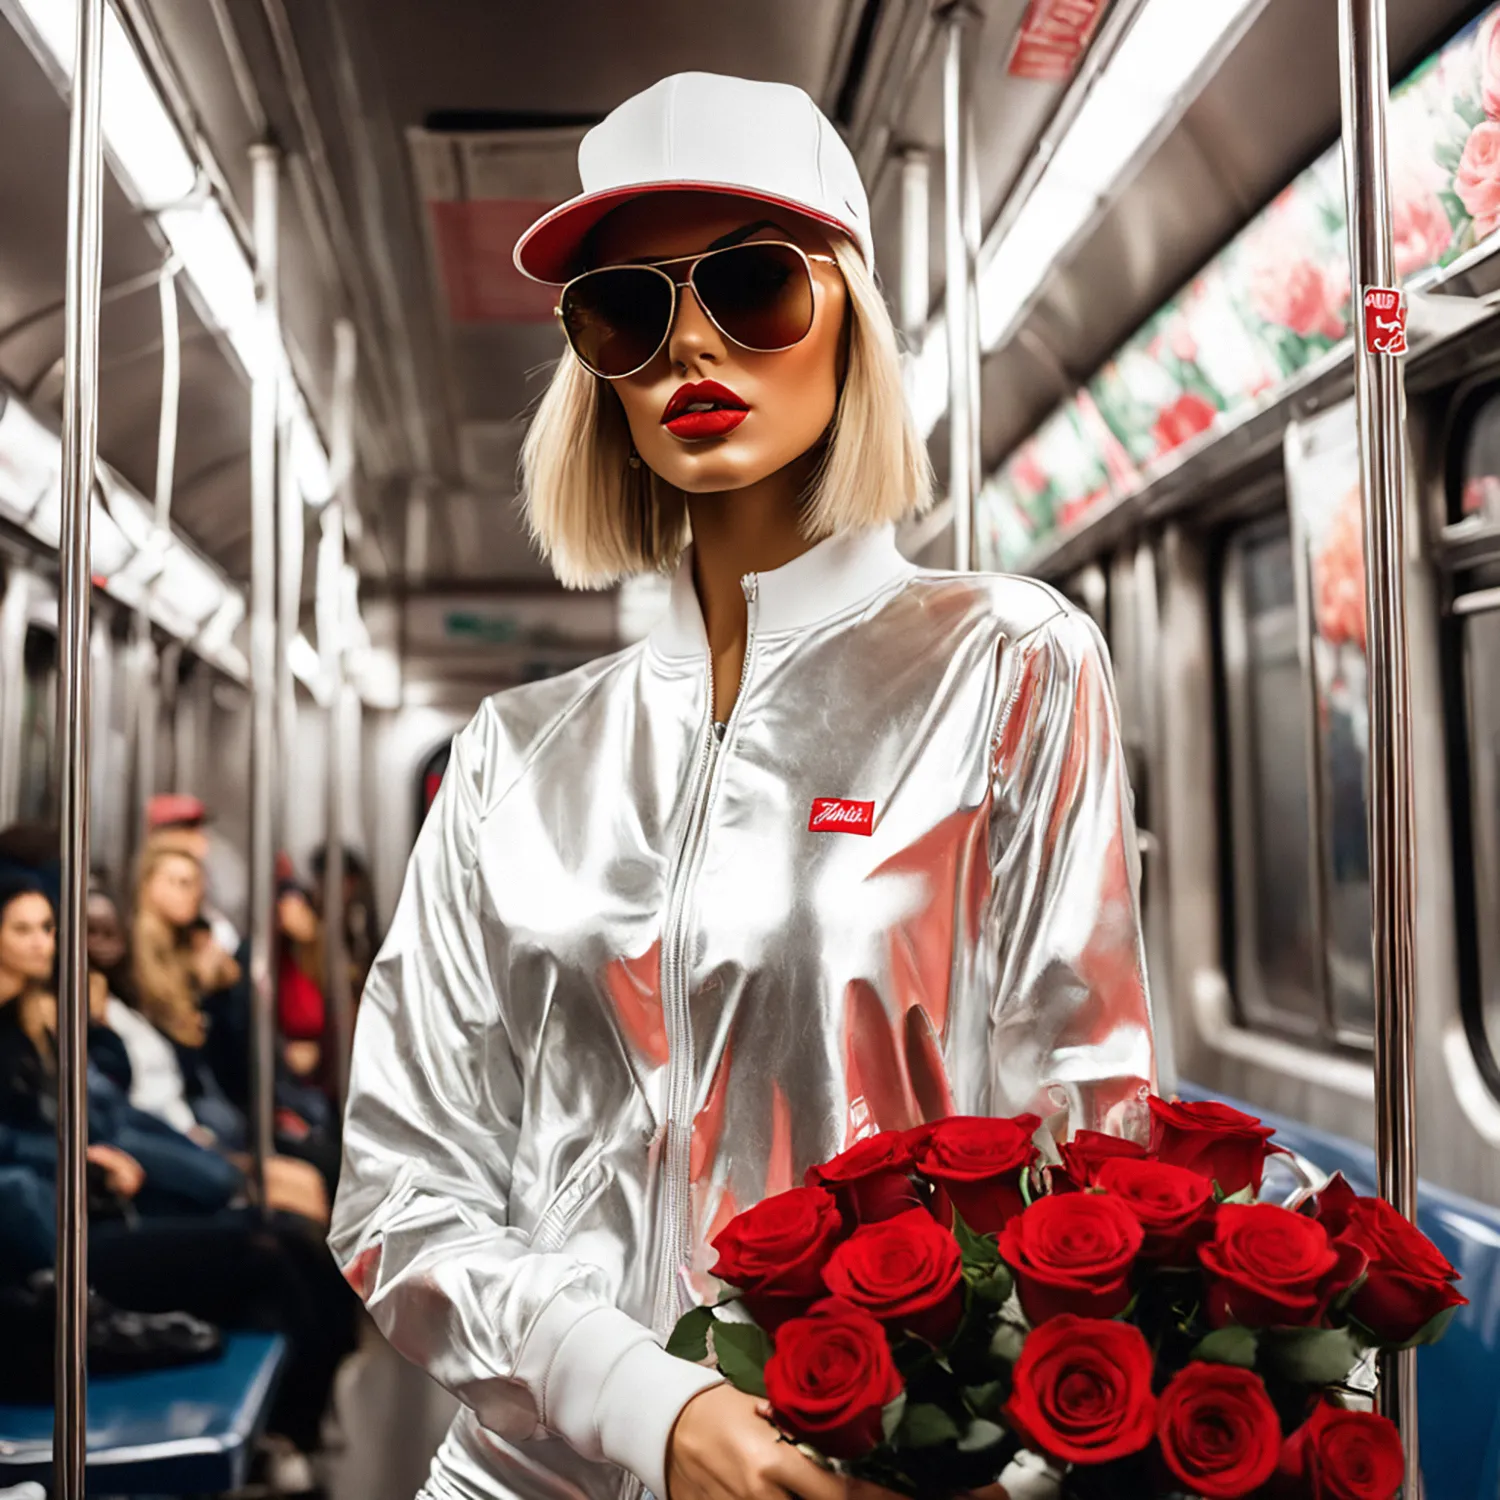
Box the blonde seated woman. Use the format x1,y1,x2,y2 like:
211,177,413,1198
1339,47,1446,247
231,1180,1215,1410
126,841,329,1226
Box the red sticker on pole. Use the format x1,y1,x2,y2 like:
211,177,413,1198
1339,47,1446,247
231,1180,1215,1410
1363,287,1408,356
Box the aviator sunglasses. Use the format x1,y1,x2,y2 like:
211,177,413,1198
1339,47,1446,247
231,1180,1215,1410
556,240,837,380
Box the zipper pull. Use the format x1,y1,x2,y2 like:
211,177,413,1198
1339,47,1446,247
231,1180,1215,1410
740,572,759,605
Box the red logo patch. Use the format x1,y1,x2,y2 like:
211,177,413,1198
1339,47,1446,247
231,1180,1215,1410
1363,286,1408,356
809,798,875,836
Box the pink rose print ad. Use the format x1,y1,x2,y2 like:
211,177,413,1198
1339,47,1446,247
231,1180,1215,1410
980,2,1500,568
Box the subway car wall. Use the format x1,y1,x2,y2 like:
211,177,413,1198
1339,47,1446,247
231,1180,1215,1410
5,0,1500,1498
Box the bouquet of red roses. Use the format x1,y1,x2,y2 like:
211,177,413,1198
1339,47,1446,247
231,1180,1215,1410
667,1096,1463,1500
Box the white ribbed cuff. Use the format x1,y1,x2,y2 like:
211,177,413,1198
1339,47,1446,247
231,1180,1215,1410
526,1299,723,1498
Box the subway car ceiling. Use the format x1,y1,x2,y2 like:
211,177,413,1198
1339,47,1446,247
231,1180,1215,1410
0,0,1486,651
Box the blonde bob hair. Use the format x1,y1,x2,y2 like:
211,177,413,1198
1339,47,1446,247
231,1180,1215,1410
520,237,933,590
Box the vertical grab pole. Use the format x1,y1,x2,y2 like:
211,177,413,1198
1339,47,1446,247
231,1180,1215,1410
940,2,982,571
249,143,281,1211
55,1,106,1494
322,318,357,1105
1335,0,1421,1490
899,147,930,407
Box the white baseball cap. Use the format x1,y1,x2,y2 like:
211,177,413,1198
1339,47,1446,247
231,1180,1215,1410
513,71,873,284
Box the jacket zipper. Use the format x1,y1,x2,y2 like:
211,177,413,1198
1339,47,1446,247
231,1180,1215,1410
650,572,760,1340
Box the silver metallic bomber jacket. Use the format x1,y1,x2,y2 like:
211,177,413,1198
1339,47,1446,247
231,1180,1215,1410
329,524,1155,1500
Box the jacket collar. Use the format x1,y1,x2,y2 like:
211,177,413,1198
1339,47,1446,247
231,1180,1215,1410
648,525,916,660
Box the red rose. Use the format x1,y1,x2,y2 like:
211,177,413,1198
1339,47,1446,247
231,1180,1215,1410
1200,1204,1363,1329
1056,1128,1148,1190
998,1192,1143,1323
1315,1185,1466,1346
821,1209,963,1344
914,1114,1039,1234
1278,1400,1404,1499
711,1186,844,1330
1095,1157,1216,1265
762,1298,903,1460
1156,1362,1280,1499
806,1132,923,1227
1002,1314,1156,1465
1149,1095,1283,1196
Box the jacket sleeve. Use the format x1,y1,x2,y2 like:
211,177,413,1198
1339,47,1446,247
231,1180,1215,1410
328,710,720,1496
986,607,1156,1138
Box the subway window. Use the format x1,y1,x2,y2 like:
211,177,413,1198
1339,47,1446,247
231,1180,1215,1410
1220,519,1321,1037
1455,390,1500,1094
1454,389,1500,526
1220,497,1376,1048
18,625,58,823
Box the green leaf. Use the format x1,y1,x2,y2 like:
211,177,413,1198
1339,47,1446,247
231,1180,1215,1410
894,1402,960,1449
966,1262,1014,1307
957,1419,1008,1454
1190,1326,1259,1369
952,1209,1001,1269
712,1319,773,1398
881,1391,908,1442
665,1305,714,1363
1260,1326,1364,1386
1215,1184,1257,1205
963,1380,1006,1416
989,1321,1026,1365
714,1285,743,1307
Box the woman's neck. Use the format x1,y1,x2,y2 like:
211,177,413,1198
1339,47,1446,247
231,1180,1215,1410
0,967,26,1007
684,451,819,660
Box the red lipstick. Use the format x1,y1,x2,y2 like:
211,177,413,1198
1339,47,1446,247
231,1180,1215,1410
661,380,749,439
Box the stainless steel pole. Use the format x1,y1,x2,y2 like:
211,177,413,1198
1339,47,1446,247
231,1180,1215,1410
941,2,982,572
1335,0,1420,1490
55,1,106,1493
899,147,930,350
249,142,281,1210
276,411,301,868
322,318,356,1105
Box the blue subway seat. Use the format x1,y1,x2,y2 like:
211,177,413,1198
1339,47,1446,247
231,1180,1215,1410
1180,1082,1500,1500
0,1331,285,1496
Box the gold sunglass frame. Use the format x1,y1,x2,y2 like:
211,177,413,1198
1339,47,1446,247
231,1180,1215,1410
554,240,838,380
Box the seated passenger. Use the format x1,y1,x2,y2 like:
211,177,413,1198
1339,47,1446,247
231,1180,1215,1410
276,862,328,1087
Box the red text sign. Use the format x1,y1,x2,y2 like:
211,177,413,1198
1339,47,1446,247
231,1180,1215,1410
1363,286,1408,356
809,798,876,836
1008,0,1107,81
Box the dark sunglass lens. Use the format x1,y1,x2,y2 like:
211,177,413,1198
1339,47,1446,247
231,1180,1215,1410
561,267,673,376
694,243,814,351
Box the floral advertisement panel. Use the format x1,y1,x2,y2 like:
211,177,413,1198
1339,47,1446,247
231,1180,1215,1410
978,3,1500,572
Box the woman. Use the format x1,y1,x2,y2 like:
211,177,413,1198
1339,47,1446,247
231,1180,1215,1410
0,876,244,1218
331,74,1154,1500
128,845,333,1220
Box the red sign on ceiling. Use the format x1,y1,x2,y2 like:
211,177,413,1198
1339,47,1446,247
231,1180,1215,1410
1007,0,1107,82
427,198,560,324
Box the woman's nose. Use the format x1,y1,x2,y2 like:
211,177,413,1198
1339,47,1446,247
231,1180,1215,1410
666,284,727,370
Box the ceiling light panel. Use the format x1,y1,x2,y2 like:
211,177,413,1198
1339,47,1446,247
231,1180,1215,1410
965,0,1263,361
10,0,195,206
158,201,257,368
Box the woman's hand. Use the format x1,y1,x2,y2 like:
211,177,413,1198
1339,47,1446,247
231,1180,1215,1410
86,1143,144,1199
666,1385,908,1500
262,1154,330,1226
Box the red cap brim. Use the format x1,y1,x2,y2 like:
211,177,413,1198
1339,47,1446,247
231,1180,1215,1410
513,180,859,284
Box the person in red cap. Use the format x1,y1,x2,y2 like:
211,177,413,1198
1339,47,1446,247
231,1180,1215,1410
332,71,1153,1500
144,795,241,955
